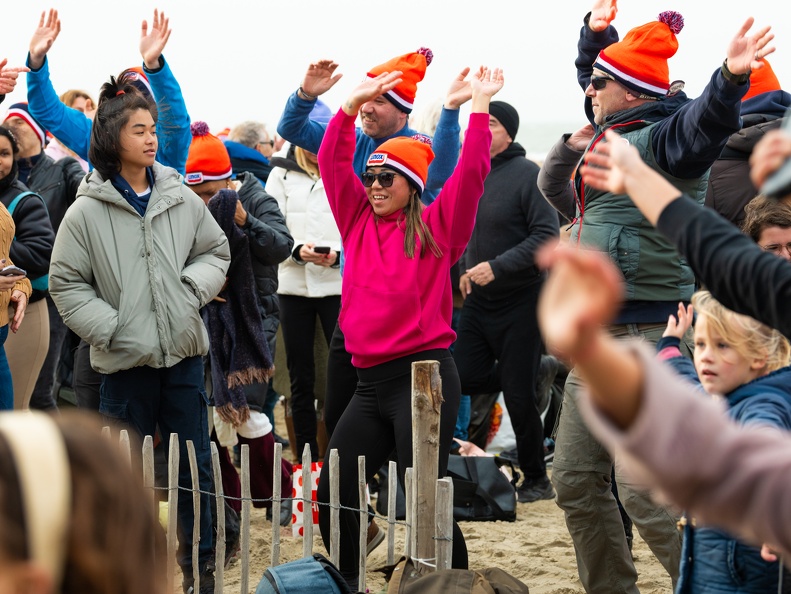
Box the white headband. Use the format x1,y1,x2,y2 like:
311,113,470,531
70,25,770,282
0,412,71,588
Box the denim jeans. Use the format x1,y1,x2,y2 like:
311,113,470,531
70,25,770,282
0,325,11,410
100,356,214,571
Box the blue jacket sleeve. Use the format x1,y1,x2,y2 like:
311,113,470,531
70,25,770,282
26,55,92,161
146,56,191,175
276,92,327,155
422,107,461,205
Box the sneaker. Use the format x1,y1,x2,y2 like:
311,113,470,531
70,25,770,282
516,476,555,503
366,518,385,556
183,562,215,594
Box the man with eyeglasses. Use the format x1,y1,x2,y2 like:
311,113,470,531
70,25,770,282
224,120,274,185
742,195,791,262
536,0,775,592
452,100,559,505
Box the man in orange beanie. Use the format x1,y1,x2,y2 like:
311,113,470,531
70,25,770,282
537,0,777,592
705,58,791,226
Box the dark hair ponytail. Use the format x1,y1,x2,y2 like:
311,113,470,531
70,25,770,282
88,72,158,180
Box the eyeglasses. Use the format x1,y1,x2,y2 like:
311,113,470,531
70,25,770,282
258,140,274,148
590,75,616,91
760,242,791,256
361,171,400,188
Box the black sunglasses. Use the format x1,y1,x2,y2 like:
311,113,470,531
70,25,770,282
361,171,400,188
590,75,616,91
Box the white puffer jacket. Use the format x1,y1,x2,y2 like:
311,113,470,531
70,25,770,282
266,165,341,298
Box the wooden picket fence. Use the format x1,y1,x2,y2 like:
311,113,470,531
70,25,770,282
110,360,453,593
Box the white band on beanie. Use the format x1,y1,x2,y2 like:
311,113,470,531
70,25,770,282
4,108,47,148
0,412,71,589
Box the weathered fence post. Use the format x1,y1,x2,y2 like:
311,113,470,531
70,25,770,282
410,360,442,572
187,441,201,594
387,459,397,566
210,443,225,593
358,455,367,594
166,433,179,593
271,441,283,568
119,429,131,466
435,478,454,570
404,467,413,558
329,448,340,568
240,444,251,594
301,445,314,559
142,435,155,512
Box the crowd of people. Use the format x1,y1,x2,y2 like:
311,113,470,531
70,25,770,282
1,0,791,593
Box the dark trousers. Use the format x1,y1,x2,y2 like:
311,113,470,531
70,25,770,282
29,295,68,410
316,349,467,589
322,322,359,437
74,339,102,410
452,285,546,481
100,356,214,570
279,294,340,459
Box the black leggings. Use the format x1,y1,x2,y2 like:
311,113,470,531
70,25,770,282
316,348,468,589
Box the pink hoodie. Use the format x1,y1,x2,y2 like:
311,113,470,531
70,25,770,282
318,111,491,368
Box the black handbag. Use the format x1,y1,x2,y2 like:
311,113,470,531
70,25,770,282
446,455,519,522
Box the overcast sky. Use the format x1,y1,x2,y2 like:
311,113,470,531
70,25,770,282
2,0,789,155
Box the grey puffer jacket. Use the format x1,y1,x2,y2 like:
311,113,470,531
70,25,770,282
49,161,230,374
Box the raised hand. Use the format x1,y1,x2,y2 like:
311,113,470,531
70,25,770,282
301,60,343,98
470,66,504,99
662,302,694,339
537,243,624,364
29,9,61,70
589,0,618,32
0,59,30,95
140,8,172,70
342,70,402,116
445,67,472,110
725,17,775,76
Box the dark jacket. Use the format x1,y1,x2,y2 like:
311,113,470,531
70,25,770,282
704,90,791,227
0,178,55,303
225,140,272,185
235,171,293,340
459,142,559,300
657,196,791,339
19,152,85,233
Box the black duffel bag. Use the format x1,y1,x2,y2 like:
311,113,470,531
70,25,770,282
446,455,519,522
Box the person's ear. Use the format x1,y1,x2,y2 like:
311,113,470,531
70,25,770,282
750,356,768,373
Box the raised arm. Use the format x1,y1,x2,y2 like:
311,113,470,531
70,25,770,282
276,60,343,154
140,9,191,174
26,9,92,160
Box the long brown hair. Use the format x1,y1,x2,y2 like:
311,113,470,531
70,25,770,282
399,187,442,259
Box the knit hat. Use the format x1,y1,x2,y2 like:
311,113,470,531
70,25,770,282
594,11,684,99
489,101,519,140
366,48,433,114
4,103,46,148
366,135,434,196
185,121,233,185
743,59,782,102
122,67,154,100
309,99,332,125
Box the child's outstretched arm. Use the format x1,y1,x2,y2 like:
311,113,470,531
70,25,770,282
537,244,645,429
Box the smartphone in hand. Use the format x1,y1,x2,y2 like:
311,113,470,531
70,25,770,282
313,246,331,254
0,265,26,277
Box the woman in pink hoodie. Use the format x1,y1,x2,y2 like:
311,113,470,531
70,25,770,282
315,65,503,590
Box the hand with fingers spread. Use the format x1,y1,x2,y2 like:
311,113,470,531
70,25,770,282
445,67,473,110
0,59,29,95
300,60,343,99
140,8,172,70
725,17,775,76
28,9,61,70
341,70,402,116
469,65,504,113
663,302,694,339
